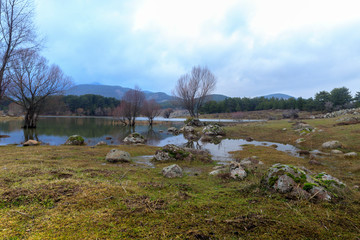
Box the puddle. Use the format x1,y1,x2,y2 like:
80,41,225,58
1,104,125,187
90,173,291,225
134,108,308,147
132,155,155,168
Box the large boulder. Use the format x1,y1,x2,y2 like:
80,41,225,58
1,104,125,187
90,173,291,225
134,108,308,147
180,126,195,133
162,164,183,178
322,140,342,149
65,135,85,145
123,132,146,144
105,149,131,163
264,164,346,201
202,124,225,136
153,144,192,161
23,140,40,146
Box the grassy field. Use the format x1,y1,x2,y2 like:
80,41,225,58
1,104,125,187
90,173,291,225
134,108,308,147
0,116,360,239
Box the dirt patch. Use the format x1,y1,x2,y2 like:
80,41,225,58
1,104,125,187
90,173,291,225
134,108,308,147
81,169,116,177
124,195,166,213
1,183,81,206
223,213,275,231
137,182,165,189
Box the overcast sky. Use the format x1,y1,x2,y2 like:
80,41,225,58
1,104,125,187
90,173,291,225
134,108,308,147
34,0,360,98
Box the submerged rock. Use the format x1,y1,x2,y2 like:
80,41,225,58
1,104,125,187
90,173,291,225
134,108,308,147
162,164,183,178
184,118,204,127
106,149,131,163
65,135,85,145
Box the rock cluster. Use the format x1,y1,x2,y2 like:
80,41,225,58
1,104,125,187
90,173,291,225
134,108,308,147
321,108,360,118
209,156,263,180
263,164,346,201
123,132,146,144
184,117,204,127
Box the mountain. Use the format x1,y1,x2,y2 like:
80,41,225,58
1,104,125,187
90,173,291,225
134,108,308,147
65,84,173,102
262,93,294,100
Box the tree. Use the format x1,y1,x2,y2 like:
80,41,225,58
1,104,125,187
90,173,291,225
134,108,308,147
330,87,352,108
120,87,145,126
162,108,173,118
7,49,72,128
314,91,331,111
142,99,160,126
354,92,360,107
173,66,216,117
0,0,38,100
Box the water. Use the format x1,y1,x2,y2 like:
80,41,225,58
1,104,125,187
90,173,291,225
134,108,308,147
0,117,300,163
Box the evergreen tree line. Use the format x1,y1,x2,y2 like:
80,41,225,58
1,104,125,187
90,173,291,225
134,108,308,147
200,87,360,114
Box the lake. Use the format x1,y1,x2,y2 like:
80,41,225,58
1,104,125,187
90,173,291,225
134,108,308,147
0,116,301,162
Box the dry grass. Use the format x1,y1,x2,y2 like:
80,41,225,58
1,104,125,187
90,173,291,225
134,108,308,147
0,116,360,239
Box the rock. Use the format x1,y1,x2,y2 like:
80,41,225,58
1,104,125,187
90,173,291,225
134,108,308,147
202,124,225,136
274,175,296,193
183,132,200,141
65,135,85,145
229,162,247,180
309,187,331,201
309,159,322,165
297,150,310,156
162,164,183,178
245,137,254,142
105,149,131,163
344,152,358,158
282,128,287,131
96,141,107,146
123,132,146,144
295,138,305,144
322,140,342,149
331,150,343,155
23,140,40,146
238,157,263,171
153,144,192,162
209,166,228,176
105,137,112,140
0,135,10,138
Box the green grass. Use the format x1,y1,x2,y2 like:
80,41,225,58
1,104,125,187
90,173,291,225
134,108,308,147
0,116,360,239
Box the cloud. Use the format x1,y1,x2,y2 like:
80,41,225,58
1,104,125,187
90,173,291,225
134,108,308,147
34,0,360,98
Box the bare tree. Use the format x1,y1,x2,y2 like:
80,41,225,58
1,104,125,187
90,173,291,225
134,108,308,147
120,87,145,126
113,101,128,125
7,49,72,128
162,108,173,118
173,66,216,117
142,99,160,126
0,0,38,100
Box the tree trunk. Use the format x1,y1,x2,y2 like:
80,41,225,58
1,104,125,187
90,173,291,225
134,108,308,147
23,110,38,128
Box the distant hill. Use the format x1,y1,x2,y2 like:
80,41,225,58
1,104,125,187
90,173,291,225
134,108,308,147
208,94,228,102
65,84,173,102
262,93,294,100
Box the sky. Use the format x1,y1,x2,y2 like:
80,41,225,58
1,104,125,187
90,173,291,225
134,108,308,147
34,0,360,98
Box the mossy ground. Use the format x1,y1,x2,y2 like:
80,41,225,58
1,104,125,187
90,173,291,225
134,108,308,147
0,116,360,239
